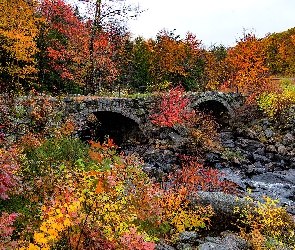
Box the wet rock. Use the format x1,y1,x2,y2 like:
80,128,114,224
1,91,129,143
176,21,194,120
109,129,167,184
283,133,294,145
198,232,250,250
177,231,198,244
191,192,251,232
192,192,247,216
235,138,249,148
232,157,241,166
274,153,285,161
219,131,234,141
264,128,275,138
246,165,255,175
206,153,221,164
245,171,295,210
252,153,270,163
245,128,258,139
223,140,235,148
266,144,277,153
169,132,184,144
254,147,265,155
236,139,264,152
265,152,274,160
175,243,194,250
155,244,176,250
265,162,275,172
278,145,288,156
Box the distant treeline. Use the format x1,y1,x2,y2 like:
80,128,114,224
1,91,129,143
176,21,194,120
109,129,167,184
1,0,295,95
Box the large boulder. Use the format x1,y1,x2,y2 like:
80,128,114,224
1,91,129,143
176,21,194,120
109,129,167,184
190,192,251,232
198,232,250,250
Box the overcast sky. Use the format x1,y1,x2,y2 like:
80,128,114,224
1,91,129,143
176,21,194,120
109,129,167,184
125,0,295,47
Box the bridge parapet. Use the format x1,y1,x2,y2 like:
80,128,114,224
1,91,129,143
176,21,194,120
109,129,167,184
2,92,245,143
63,92,244,139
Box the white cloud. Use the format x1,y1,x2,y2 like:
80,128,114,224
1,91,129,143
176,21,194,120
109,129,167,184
126,0,295,47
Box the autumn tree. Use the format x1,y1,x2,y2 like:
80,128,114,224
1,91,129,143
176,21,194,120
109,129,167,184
262,28,295,76
203,44,227,91
116,37,153,91
36,0,133,94
0,0,41,93
149,30,204,91
76,0,141,93
225,33,269,94
36,0,90,93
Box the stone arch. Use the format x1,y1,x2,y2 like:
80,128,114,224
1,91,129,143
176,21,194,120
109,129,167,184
79,110,147,146
193,93,235,119
196,100,231,125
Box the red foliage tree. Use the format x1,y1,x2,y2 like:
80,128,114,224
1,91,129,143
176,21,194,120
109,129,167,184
38,0,89,86
150,85,194,127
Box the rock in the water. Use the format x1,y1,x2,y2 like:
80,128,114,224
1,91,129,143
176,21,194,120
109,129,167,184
155,244,176,250
177,231,199,244
198,232,250,250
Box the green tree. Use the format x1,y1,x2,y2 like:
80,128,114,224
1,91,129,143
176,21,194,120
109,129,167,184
116,37,153,91
203,44,227,91
263,27,295,76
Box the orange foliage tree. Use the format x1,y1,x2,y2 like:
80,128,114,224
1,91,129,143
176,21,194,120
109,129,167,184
147,30,204,90
37,0,132,93
225,33,269,94
0,0,41,92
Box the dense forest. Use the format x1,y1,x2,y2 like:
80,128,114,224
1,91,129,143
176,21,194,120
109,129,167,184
1,0,295,250
1,0,295,95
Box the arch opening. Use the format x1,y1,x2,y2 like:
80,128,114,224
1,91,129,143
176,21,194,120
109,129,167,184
197,100,230,125
79,111,147,146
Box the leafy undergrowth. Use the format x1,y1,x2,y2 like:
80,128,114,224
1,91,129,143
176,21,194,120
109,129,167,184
2,128,294,250
235,194,295,249
0,128,229,249
256,78,295,122
1,90,295,249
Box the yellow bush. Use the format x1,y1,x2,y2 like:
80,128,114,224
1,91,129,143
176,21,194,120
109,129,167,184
235,195,295,249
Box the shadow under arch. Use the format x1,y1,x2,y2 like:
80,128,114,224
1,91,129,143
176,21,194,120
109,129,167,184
79,111,147,146
196,100,230,125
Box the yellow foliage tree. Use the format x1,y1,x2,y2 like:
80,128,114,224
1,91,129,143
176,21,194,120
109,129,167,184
203,45,227,91
0,0,41,92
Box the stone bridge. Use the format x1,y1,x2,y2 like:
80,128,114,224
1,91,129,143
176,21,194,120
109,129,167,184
2,91,243,145
63,91,243,144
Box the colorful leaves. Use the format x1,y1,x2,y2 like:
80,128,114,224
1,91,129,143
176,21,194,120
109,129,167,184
225,33,269,94
0,0,41,91
235,195,295,249
0,147,21,200
150,85,194,127
0,212,19,249
256,79,295,120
